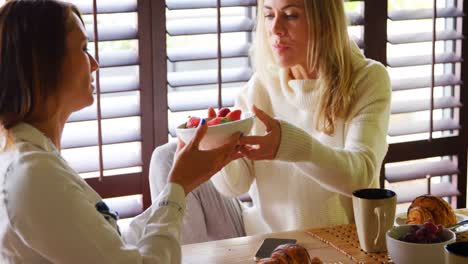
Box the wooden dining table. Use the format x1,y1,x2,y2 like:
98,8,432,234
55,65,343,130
182,208,468,264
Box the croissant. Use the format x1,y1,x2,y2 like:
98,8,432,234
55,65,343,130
406,195,457,227
257,244,322,264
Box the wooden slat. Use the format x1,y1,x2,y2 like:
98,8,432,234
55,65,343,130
391,96,462,114
386,136,463,163
387,52,463,68
99,75,139,94
68,94,140,123
392,74,462,91
166,0,256,9
70,0,137,15
388,119,460,137
388,30,464,45
62,142,142,173
347,12,365,26
98,50,139,68
165,0,363,26
386,159,459,183
166,17,254,36
62,119,141,149
167,36,361,62
168,67,252,87
388,7,464,21
167,44,250,62
391,182,460,203
168,88,238,112
87,24,138,42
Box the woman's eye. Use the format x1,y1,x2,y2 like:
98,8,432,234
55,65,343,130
285,14,298,20
264,13,274,19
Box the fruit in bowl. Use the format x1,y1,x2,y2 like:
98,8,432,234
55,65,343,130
386,220,456,264
176,107,255,150
400,219,445,244
184,107,243,128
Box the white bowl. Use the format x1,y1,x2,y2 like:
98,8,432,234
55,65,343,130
175,112,255,150
386,225,456,264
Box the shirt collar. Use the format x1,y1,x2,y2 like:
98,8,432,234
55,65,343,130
10,122,58,153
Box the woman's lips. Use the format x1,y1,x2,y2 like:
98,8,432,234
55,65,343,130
272,43,289,53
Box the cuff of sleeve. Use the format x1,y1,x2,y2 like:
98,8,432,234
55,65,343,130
275,120,313,162
156,183,186,216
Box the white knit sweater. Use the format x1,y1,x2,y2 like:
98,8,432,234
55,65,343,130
211,43,391,235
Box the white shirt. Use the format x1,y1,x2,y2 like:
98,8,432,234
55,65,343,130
0,123,186,264
211,42,391,235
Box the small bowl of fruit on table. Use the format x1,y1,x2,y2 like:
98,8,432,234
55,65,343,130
175,107,255,150
386,219,456,264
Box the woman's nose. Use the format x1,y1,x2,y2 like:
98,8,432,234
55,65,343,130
271,17,286,36
89,53,99,72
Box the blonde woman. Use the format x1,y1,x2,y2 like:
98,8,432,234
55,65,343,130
151,0,391,241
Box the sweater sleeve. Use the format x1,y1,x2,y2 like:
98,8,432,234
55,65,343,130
275,64,391,197
5,152,185,264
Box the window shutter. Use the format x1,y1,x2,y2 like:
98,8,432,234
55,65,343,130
381,0,466,208
61,0,145,219
165,0,255,138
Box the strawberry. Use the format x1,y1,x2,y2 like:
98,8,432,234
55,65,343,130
186,116,201,128
226,109,241,121
217,107,231,117
207,117,229,126
207,107,217,118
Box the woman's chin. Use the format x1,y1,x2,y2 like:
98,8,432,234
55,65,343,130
273,57,297,69
72,96,94,113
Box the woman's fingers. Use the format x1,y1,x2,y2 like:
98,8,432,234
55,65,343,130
210,132,241,157
175,137,186,153
239,145,270,160
252,105,275,131
239,135,265,145
236,106,282,161
189,119,207,149
230,150,245,160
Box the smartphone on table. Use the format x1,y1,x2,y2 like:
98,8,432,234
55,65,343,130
254,238,297,261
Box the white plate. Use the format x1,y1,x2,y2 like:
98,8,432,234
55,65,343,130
394,212,467,226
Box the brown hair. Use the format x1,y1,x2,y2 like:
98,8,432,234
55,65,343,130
0,0,83,129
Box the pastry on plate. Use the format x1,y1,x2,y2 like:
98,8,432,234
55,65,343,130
257,244,322,264
406,195,457,227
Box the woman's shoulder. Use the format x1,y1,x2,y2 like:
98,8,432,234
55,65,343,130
354,57,389,80
352,59,391,96
1,141,74,197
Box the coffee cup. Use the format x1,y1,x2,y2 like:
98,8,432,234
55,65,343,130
352,188,397,253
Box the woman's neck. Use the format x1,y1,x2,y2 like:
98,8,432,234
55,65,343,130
290,64,318,80
26,111,69,149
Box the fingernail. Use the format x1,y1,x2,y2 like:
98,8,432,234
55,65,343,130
200,119,206,126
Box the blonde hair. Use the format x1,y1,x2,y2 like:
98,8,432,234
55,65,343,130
252,0,354,135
